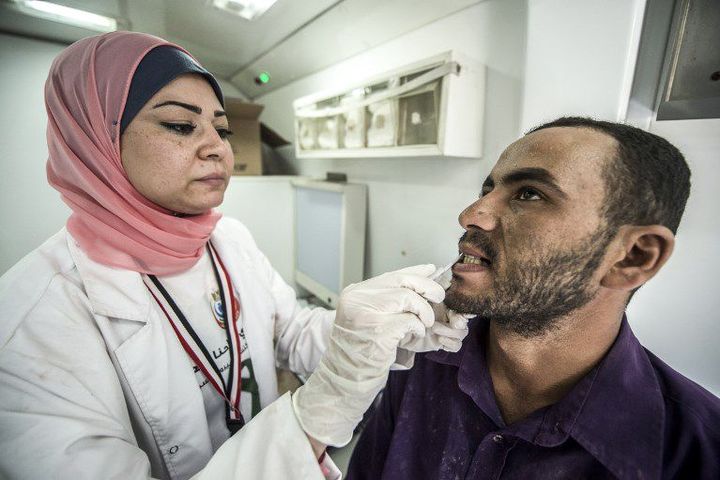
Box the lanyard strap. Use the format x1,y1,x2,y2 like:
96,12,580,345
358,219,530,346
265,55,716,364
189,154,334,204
144,241,245,433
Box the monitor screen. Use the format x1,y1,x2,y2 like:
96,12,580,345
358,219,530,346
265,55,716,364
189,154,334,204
295,186,343,295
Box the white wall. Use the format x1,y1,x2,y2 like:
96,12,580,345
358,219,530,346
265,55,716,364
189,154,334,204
0,33,70,274
521,0,646,130
257,0,528,277
215,78,247,100
217,176,296,286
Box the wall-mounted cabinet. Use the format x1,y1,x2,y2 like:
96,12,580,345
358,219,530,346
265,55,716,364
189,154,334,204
293,51,485,158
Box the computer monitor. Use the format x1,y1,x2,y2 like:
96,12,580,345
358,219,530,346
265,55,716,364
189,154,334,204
291,178,367,308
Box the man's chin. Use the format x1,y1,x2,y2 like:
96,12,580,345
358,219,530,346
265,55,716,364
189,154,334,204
443,289,488,316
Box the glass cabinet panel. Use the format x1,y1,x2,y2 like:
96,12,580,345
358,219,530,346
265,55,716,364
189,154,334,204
366,99,397,147
341,103,366,149
398,78,441,146
317,116,341,149
297,118,318,151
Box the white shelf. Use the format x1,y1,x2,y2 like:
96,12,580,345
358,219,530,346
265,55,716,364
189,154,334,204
293,51,485,159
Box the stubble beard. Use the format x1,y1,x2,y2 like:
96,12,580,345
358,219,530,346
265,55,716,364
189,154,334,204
444,228,614,338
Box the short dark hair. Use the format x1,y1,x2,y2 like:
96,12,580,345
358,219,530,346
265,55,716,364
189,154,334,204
527,117,691,234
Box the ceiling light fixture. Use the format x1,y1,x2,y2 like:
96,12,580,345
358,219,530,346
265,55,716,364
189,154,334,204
9,0,117,32
211,0,278,21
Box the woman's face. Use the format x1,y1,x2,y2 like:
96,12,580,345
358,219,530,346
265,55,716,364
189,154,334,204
121,73,234,215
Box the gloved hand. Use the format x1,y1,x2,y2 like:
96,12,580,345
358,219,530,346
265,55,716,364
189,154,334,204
292,264,444,447
396,302,470,365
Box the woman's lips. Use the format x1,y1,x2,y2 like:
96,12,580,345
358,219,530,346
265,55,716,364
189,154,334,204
195,175,227,187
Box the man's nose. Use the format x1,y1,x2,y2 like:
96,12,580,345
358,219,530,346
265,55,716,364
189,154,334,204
459,196,499,232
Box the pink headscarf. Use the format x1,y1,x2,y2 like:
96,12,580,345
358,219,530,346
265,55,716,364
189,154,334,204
46,31,222,275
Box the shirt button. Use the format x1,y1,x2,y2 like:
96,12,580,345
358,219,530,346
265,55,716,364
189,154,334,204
492,434,504,444
169,445,179,455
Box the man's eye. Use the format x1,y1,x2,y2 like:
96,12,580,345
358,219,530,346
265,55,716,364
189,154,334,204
517,187,542,201
216,128,233,139
160,122,196,135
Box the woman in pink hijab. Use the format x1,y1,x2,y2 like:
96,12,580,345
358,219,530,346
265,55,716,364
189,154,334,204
0,30,466,480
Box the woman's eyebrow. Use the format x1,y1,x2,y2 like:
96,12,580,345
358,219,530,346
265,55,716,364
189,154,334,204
153,100,201,114
152,100,227,118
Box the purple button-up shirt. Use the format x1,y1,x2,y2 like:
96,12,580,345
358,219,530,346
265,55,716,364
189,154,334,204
347,317,720,479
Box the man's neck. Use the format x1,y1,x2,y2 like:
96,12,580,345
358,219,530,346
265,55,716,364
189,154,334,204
486,302,623,425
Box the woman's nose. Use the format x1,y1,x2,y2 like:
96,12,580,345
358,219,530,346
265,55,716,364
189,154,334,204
198,126,228,161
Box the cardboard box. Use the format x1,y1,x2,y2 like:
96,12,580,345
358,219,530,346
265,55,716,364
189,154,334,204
225,98,291,176
225,98,263,175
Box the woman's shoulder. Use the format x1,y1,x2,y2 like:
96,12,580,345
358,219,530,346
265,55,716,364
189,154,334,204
0,228,78,293
215,215,253,237
213,216,261,252
0,228,86,347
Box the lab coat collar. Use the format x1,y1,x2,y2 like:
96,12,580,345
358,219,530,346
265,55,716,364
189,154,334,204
67,232,151,323
66,224,243,324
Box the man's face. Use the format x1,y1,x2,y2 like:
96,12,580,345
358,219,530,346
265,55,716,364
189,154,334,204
444,127,618,337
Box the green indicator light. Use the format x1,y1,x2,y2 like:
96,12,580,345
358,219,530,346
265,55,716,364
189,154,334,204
258,72,270,84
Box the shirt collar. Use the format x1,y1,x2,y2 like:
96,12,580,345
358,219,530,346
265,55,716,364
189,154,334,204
427,317,506,426
568,316,665,479
427,315,665,479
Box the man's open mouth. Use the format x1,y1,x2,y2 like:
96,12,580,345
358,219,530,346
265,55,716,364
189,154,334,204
459,253,492,267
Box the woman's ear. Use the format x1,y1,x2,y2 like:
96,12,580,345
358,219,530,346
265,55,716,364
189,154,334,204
601,225,675,291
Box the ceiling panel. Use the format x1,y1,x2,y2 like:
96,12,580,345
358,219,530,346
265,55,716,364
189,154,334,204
230,0,482,98
0,3,93,44
0,0,484,98
165,0,341,78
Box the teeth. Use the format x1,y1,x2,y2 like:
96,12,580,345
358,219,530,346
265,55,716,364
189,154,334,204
462,254,487,265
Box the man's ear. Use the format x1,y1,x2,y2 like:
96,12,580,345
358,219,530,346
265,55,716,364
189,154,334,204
601,225,675,291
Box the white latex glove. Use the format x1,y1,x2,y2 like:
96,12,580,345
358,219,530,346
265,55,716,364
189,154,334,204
395,260,472,366
399,302,470,352
292,264,444,447
393,302,471,368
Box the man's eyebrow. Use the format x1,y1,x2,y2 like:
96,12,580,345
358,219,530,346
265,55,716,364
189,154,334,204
152,100,226,118
499,167,568,199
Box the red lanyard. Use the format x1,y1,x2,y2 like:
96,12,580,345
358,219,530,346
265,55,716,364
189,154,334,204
144,242,245,433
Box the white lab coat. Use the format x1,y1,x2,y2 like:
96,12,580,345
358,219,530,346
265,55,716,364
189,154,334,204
0,217,339,480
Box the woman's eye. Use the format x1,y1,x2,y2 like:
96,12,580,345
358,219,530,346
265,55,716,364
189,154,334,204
160,122,196,135
216,128,233,139
517,187,542,201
